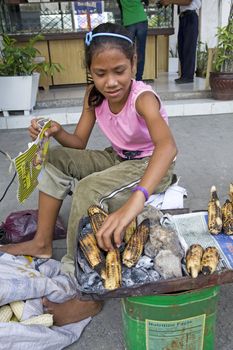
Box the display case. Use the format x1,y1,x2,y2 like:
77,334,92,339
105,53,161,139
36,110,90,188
0,1,174,85
1,1,173,34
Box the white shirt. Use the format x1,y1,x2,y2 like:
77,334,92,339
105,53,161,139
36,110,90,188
180,0,201,13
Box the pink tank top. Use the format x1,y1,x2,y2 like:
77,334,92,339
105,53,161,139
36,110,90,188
95,80,168,159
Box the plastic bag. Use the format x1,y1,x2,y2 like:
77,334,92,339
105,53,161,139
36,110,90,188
0,209,66,244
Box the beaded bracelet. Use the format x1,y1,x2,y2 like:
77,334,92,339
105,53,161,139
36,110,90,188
132,186,149,201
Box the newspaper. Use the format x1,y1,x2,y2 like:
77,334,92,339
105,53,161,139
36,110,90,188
162,211,233,271
13,118,51,203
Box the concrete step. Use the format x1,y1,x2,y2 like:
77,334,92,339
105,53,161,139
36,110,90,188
1,98,233,130
35,90,213,109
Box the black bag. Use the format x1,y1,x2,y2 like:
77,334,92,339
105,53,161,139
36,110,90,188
0,209,66,244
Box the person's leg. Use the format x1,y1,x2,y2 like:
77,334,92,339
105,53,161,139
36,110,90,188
135,21,148,81
177,17,184,78
42,297,103,326
181,13,199,80
176,13,198,82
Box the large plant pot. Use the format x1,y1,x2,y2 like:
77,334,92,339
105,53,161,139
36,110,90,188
0,72,40,114
209,71,233,100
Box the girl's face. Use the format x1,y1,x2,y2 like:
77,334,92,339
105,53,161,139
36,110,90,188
90,47,136,112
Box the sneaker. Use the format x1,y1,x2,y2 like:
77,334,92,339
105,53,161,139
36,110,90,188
175,77,194,84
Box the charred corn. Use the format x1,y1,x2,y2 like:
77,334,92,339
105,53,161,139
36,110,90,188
104,249,122,290
222,184,233,235
122,218,150,268
79,231,106,279
21,314,53,327
230,183,233,203
10,301,25,321
186,244,204,278
88,205,108,235
222,199,233,235
208,186,222,234
0,305,13,322
201,246,220,275
124,218,137,243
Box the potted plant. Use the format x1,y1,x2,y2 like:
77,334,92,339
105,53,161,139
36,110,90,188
196,41,208,78
209,6,233,100
0,34,62,116
168,46,179,73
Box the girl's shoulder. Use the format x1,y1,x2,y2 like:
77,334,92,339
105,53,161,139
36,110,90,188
130,80,161,105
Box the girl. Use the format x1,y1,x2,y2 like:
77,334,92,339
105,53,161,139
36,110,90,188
0,22,177,325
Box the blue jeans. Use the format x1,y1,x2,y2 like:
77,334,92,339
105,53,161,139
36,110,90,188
125,20,148,81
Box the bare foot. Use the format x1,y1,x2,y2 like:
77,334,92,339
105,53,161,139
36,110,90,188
42,297,103,326
0,238,52,258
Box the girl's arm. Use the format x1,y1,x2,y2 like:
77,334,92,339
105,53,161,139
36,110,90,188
96,91,177,251
29,86,96,149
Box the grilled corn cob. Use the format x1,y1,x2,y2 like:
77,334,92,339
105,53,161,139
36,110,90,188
186,244,204,278
79,231,106,279
0,305,13,322
88,205,108,235
10,301,25,321
208,186,222,234
122,218,150,268
230,183,233,203
222,184,233,235
201,246,220,275
21,314,53,327
124,218,137,243
104,249,122,290
222,199,233,235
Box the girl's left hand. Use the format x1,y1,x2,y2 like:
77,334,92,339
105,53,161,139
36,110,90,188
95,192,145,251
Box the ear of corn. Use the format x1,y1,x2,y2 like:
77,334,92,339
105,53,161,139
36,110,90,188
79,231,106,280
124,218,137,243
201,246,220,275
208,186,222,234
20,313,53,327
0,305,13,322
10,301,25,321
222,199,233,235
186,244,204,278
10,314,19,322
122,218,150,268
88,205,108,235
104,249,122,290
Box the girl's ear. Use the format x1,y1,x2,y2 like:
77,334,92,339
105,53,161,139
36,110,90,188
132,54,137,79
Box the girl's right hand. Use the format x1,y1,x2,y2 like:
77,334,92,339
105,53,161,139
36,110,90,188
28,118,62,140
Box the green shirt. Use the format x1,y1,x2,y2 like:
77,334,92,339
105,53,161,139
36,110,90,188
119,0,147,26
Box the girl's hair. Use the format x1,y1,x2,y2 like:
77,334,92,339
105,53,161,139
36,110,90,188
86,22,135,107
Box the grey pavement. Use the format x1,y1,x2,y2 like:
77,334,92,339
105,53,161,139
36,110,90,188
0,113,233,349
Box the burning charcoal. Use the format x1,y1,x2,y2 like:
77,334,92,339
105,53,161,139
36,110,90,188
87,272,102,287
147,269,160,282
131,267,150,284
135,256,154,269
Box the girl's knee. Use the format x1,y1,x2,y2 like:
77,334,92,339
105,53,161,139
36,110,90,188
48,146,71,174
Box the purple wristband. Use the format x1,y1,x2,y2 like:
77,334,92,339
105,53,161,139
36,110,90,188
132,186,149,201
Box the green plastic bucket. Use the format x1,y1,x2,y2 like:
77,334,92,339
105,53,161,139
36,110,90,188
121,286,220,350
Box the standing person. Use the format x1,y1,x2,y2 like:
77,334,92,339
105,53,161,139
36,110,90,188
118,0,148,81
160,0,201,84
0,22,177,325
